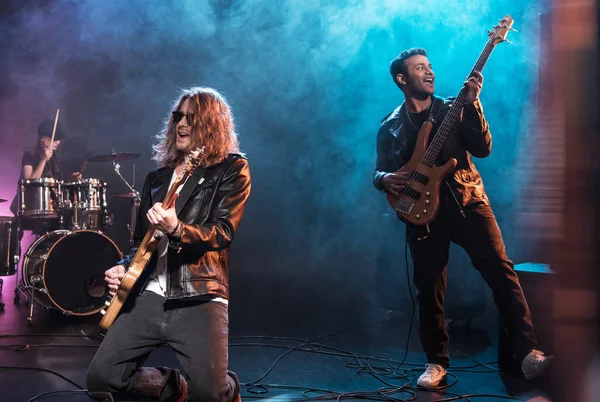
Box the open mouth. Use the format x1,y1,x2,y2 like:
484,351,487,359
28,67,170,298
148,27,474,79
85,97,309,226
424,78,434,85
177,131,190,138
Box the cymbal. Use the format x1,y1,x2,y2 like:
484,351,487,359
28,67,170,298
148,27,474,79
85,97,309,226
88,152,140,162
0,197,7,203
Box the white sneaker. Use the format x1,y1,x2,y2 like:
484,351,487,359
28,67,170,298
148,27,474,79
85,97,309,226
521,349,554,380
417,363,447,388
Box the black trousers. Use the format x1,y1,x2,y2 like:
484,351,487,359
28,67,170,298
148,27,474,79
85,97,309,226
406,202,537,368
87,291,237,402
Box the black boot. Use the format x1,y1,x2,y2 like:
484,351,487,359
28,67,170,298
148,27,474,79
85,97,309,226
227,370,241,402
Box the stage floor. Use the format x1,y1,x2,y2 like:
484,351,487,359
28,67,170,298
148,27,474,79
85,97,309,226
0,274,553,402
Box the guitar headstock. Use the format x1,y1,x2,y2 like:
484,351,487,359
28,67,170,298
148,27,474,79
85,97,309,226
174,147,205,184
488,14,516,45
184,146,205,175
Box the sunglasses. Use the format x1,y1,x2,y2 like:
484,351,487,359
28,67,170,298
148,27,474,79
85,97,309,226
172,111,196,125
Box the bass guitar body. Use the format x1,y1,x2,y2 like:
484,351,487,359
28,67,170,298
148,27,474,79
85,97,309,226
386,121,457,226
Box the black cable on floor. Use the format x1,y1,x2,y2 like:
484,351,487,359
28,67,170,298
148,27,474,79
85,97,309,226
0,365,84,389
229,336,511,401
0,333,103,340
391,236,416,371
0,366,113,401
239,319,390,386
27,389,113,402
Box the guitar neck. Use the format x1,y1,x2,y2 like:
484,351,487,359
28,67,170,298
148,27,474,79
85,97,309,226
422,37,498,166
135,176,182,252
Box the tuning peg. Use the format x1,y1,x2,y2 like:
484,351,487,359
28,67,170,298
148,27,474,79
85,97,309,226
504,39,513,44
509,27,518,32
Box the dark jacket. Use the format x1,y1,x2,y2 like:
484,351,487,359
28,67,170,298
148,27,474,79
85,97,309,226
373,95,492,208
119,154,251,301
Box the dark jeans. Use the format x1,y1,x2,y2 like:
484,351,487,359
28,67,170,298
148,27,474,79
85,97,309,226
87,291,237,402
407,202,537,368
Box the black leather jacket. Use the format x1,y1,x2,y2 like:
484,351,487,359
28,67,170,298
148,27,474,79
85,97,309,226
119,154,251,301
373,95,492,208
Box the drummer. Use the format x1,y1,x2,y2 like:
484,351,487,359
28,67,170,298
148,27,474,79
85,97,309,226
21,119,81,181
10,120,81,227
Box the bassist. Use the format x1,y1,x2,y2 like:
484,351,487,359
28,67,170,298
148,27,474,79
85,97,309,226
373,48,552,388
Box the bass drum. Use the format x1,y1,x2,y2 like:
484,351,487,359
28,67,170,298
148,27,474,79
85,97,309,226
22,230,122,315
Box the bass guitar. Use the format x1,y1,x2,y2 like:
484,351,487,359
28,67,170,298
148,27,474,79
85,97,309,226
387,15,515,226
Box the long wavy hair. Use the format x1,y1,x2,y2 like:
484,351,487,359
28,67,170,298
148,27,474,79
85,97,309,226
33,138,60,178
152,87,241,169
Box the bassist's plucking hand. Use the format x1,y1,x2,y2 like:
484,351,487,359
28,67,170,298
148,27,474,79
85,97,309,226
105,265,126,297
381,171,409,197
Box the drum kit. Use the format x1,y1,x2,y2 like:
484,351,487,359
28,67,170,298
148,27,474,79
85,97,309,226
0,151,142,325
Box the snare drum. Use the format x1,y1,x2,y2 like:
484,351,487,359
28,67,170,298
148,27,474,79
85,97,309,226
21,230,121,315
18,178,62,218
63,179,109,230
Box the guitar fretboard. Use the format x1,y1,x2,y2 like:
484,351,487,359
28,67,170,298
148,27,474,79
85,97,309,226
421,38,498,167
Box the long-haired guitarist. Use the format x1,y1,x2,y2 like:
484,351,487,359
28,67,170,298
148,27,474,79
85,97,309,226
373,48,552,388
87,87,250,402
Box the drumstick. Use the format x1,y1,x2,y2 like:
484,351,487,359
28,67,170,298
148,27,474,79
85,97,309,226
50,109,60,144
79,160,88,178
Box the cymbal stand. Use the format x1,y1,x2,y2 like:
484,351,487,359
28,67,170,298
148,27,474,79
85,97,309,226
111,149,141,245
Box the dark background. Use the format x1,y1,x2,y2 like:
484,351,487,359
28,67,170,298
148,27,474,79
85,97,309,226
0,0,546,332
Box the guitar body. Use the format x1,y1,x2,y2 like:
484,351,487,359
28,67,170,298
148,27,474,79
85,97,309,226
98,245,155,331
386,121,457,226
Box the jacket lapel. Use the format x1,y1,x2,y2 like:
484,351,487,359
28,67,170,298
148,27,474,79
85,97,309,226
175,168,207,215
150,167,173,205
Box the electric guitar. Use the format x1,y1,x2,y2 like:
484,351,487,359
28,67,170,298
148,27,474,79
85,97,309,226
98,147,204,331
386,15,515,226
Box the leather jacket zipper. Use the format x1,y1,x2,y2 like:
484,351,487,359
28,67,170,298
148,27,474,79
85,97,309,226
445,180,466,219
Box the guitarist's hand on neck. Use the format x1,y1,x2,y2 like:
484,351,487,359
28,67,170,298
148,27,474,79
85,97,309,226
464,70,483,104
147,202,180,236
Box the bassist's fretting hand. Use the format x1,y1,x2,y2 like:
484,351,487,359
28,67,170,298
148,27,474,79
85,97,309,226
381,171,409,197
105,265,126,296
465,71,483,103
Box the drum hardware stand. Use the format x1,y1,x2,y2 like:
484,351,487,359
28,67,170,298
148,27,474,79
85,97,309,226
10,223,51,326
111,149,141,245
16,253,64,326
0,223,19,311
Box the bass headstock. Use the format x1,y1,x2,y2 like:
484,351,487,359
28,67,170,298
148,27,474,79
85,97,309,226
488,14,516,45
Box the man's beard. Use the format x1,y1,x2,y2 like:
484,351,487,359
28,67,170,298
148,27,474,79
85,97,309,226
176,140,194,154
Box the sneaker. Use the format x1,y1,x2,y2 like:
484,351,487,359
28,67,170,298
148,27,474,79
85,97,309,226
417,363,447,388
521,349,554,380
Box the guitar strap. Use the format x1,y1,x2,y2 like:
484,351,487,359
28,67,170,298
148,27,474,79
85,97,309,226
427,96,443,125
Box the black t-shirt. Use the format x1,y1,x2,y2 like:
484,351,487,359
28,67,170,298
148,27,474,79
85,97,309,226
400,109,429,162
21,150,61,179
